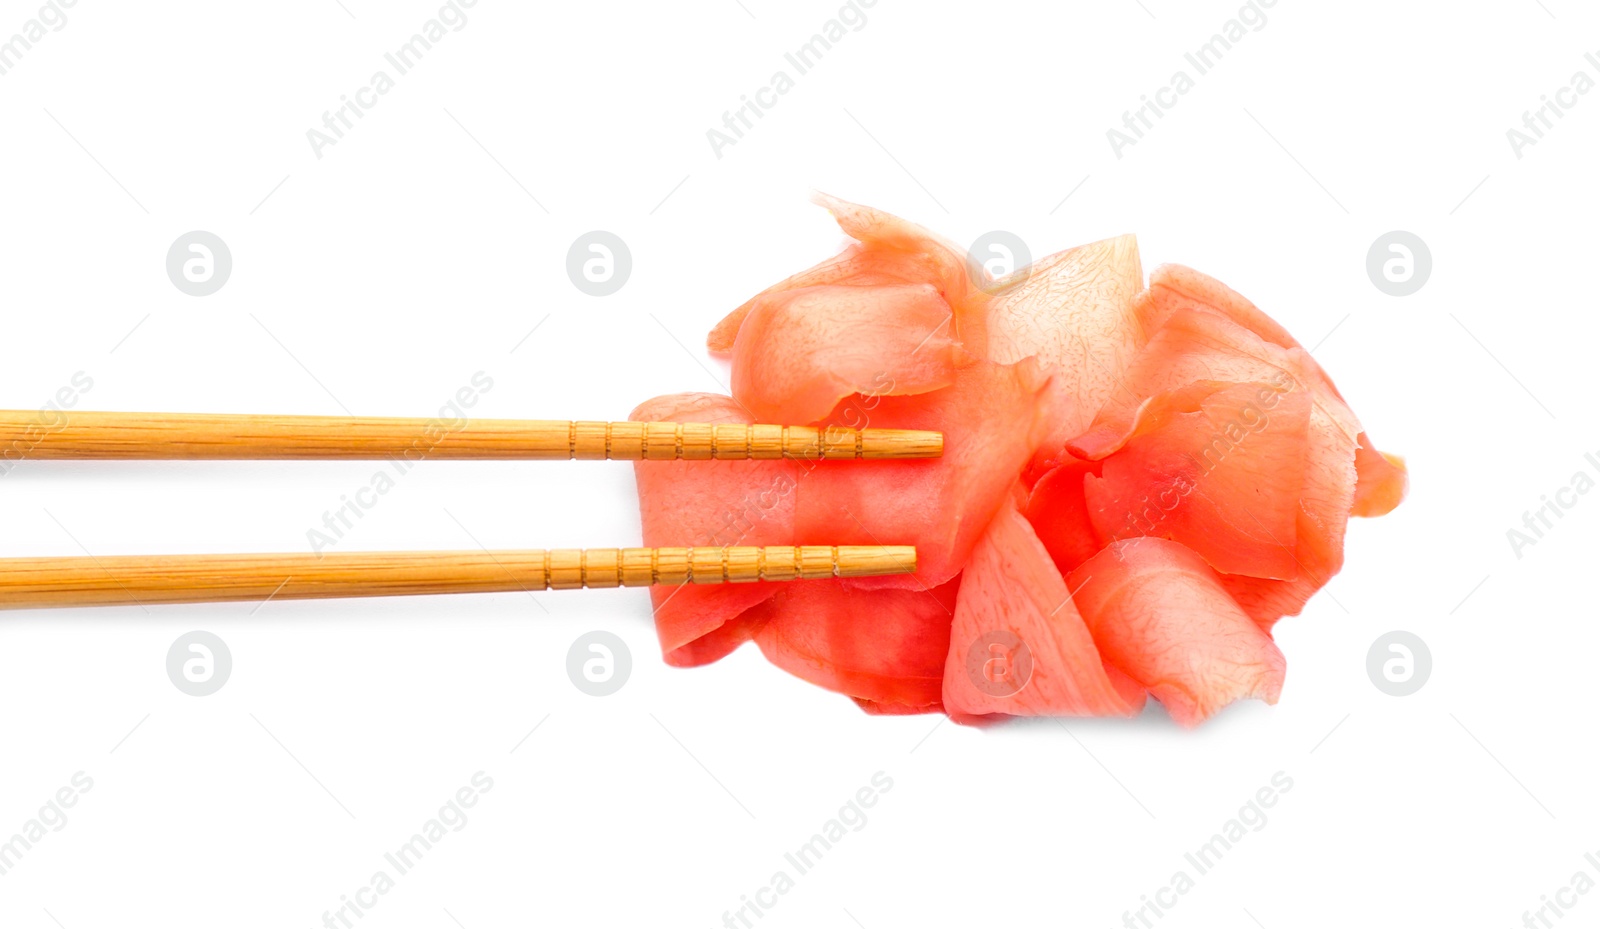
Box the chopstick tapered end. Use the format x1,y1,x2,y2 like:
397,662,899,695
859,428,943,460
835,545,917,578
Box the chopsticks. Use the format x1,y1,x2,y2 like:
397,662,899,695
0,404,934,607
0,406,937,610
0,410,943,461
0,545,918,610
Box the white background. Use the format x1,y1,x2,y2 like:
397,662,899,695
1,1,1596,926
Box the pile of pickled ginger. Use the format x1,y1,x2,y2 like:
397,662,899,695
632,195,1405,726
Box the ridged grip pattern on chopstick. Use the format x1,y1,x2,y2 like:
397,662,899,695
0,546,917,609
550,545,916,587
0,411,943,461
602,422,941,460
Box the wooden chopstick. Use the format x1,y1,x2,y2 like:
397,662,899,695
0,410,943,461
0,545,917,610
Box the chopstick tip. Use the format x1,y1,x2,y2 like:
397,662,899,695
860,428,943,460
836,545,917,578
